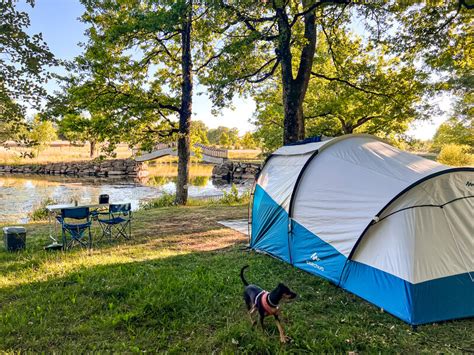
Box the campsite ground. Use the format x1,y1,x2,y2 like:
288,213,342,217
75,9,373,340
0,204,472,353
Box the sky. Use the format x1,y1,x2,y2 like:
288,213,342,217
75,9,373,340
18,0,450,140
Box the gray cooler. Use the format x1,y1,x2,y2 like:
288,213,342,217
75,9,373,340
3,226,26,251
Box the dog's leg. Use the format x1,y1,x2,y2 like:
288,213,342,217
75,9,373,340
259,313,265,330
248,306,257,327
274,315,289,343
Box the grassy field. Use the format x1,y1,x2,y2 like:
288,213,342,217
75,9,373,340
0,205,472,353
0,144,133,164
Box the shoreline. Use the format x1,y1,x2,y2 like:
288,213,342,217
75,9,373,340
0,158,148,179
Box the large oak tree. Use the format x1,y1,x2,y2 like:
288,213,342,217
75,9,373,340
204,0,473,145
53,0,217,204
252,30,428,151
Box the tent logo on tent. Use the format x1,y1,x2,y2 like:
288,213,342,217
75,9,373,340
310,252,321,261
307,252,325,272
466,181,474,187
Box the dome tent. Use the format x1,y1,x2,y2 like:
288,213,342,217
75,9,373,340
250,134,473,325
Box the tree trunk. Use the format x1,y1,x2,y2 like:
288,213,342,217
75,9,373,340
175,0,193,205
338,118,354,134
343,125,353,134
90,140,96,158
283,90,305,144
276,1,317,145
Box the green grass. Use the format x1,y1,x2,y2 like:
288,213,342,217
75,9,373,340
0,205,472,353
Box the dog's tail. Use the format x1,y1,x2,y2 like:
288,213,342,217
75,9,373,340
240,265,249,286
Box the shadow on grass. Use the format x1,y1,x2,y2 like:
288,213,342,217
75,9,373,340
0,205,248,277
0,246,280,352
1,245,473,353
1,205,472,352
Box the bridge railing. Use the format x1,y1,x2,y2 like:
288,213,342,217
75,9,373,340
154,142,177,150
194,143,228,159
152,142,228,159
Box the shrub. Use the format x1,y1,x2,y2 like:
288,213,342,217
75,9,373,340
437,144,474,166
140,185,251,209
220,184,250,205
29,198,56,221
140,192,176,210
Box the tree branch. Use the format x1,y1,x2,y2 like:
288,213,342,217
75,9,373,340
145,125,179,137
157,102,181,113
158,111,179,130
430,2,462,36
243,57,280,83
221,1,278,41
77,81,182,115
337,116,346,127
303,111,333,119
355,115,381,128
295,0,318,90
311,72,392,99
269,119,283,128
460,0,474,9
290,0,351,27
320,16,343,70
193,48,226,73
154,35,179,62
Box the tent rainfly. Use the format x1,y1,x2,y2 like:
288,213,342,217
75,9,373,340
250,134,473,325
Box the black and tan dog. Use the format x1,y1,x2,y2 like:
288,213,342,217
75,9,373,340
240,265,297,343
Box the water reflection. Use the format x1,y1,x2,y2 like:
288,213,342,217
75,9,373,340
145,175,210,188
0,164,250,223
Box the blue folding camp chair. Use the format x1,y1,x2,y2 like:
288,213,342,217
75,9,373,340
97,203,132,241
58,207,92,250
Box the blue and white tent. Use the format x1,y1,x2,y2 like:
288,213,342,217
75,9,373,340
250,134,473,325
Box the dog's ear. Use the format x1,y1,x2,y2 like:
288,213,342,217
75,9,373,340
277,283,290,291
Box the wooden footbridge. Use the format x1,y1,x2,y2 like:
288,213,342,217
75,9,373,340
135,143,229,164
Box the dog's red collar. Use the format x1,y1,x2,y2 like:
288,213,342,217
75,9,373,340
258,291,279,316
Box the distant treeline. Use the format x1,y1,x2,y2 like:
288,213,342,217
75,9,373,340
190,121,259,150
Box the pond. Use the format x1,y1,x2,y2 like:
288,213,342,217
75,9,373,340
0,163,252,223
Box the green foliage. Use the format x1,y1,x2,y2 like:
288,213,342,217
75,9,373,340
28,197,56,221
391,1,473,118
399,137,433,153
189,175,208,187
432,117,473,152
0,0,55,141
437,144,474,167
191,122,258,151
220,184,249,205
207,126,240,147
190,120,210,159
47,1,184,153
139,184,249,210
202,1,472,148
140,193,176,210
0,120,29,144
146,176,174,187
240,132,258,149
219,132,231,148
28,115,57,154
49,1,220,152
48,0,221,204
58,114,111,157
190,121,210,146
253,30,427,152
